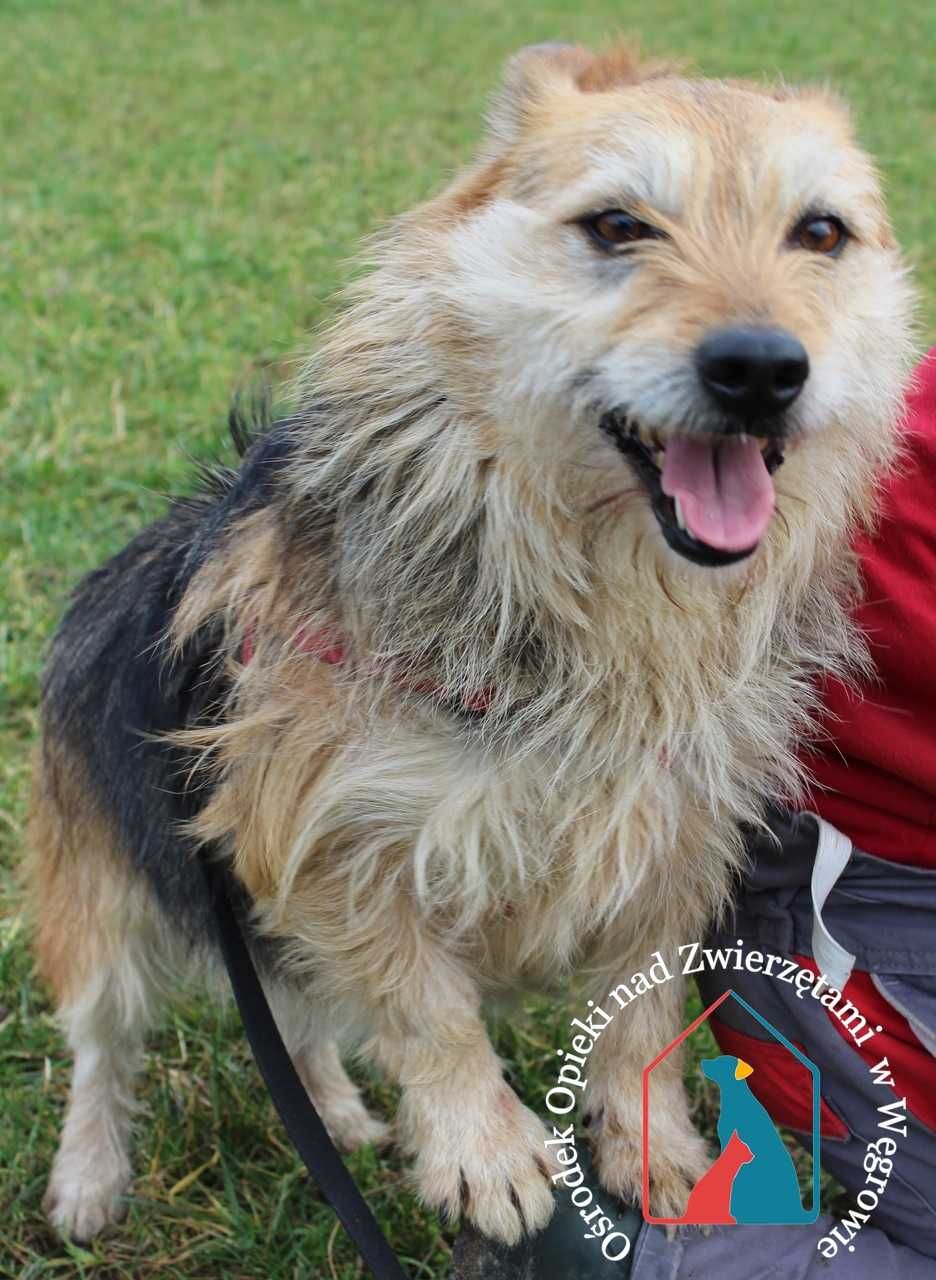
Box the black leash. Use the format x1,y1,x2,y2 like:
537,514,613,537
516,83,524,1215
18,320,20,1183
203,857,411,1280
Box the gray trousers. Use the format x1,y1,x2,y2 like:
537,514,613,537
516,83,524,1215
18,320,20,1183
633,1218,934,1278
634,810,936,1279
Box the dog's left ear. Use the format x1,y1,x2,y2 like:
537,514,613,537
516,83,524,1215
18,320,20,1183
486,40,676,148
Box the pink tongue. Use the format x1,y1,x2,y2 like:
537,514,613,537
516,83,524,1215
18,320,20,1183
661,436,775,552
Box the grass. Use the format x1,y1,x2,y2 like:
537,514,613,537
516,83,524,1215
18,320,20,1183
1,1,933,1275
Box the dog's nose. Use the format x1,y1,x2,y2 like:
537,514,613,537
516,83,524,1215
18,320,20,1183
696,327,809,421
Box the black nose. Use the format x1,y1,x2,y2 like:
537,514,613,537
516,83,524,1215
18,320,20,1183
696,327,809,422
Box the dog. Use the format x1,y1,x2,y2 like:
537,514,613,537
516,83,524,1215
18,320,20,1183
701,1055,808,1223
28,40,913,1247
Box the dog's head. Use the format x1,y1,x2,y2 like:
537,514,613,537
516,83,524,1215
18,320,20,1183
414,42,914,573
702,1055,755,1088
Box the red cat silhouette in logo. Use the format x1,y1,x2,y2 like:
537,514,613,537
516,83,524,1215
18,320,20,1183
679,1129,754,1224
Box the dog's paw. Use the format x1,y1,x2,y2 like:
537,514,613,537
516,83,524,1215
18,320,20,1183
43,1158,131,1242
295,1042,392,1154
411,1085,559,1246
319,1096,392,1154
592,1119,709,1219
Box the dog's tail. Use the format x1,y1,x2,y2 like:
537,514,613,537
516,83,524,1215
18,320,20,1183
183,384,274,498
228,383,274,457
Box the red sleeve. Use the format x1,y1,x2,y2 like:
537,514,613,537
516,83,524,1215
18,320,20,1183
803,349,936,867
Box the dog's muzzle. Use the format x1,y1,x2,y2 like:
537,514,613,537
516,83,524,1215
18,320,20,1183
600,414,786,568
600,327,804,567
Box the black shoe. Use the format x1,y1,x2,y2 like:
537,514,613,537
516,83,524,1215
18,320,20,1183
449,1147,643,1279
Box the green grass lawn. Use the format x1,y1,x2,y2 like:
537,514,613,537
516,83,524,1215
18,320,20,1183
1,1,934,1276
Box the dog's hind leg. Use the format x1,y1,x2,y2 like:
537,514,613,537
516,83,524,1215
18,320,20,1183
41,933,161,1241
294,1039,392,1152
28,751,172,1242
267,985,391,1152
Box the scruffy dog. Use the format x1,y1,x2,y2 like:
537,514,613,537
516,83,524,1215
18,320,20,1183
29,41,912,1247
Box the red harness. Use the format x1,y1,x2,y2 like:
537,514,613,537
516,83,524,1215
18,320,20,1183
240,623,494,715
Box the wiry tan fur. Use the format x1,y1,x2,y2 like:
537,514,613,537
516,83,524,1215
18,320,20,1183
31,40,915,1245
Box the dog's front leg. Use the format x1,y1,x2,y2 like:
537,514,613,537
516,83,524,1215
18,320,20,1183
360,936,559,1245
583,969,710,1218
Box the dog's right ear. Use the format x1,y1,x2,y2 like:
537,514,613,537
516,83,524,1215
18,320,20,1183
486,40,673,149
485,43,593,148
441,41,669,214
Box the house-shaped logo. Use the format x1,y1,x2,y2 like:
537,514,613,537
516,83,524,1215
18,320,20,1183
642,989,821,1226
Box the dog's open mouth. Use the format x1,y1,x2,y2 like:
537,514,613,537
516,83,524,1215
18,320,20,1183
600,413,786,567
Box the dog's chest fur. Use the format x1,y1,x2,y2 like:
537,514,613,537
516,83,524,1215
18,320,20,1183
391,710,736,983
211,656,749,994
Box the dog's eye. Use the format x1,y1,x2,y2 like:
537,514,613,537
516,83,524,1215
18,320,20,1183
581,210,663,250
793,214,849,256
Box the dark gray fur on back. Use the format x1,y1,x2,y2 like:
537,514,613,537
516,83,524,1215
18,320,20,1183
39,418,295,939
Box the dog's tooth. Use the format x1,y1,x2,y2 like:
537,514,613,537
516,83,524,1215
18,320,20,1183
674,496,687,531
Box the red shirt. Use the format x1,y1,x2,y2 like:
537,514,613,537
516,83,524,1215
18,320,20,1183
804,348,936,867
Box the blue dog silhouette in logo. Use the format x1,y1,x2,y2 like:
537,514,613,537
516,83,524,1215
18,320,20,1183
701,1055,810,1224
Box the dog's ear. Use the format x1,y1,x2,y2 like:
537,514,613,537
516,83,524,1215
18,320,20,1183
486,41,677,147
486,43,590,147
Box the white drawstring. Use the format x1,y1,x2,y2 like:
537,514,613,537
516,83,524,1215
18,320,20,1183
807,814,857,993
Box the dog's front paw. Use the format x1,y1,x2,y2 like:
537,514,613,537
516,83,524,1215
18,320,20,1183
592,1118,709,1219
410,1084,559,1246
43,1156,131,1242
